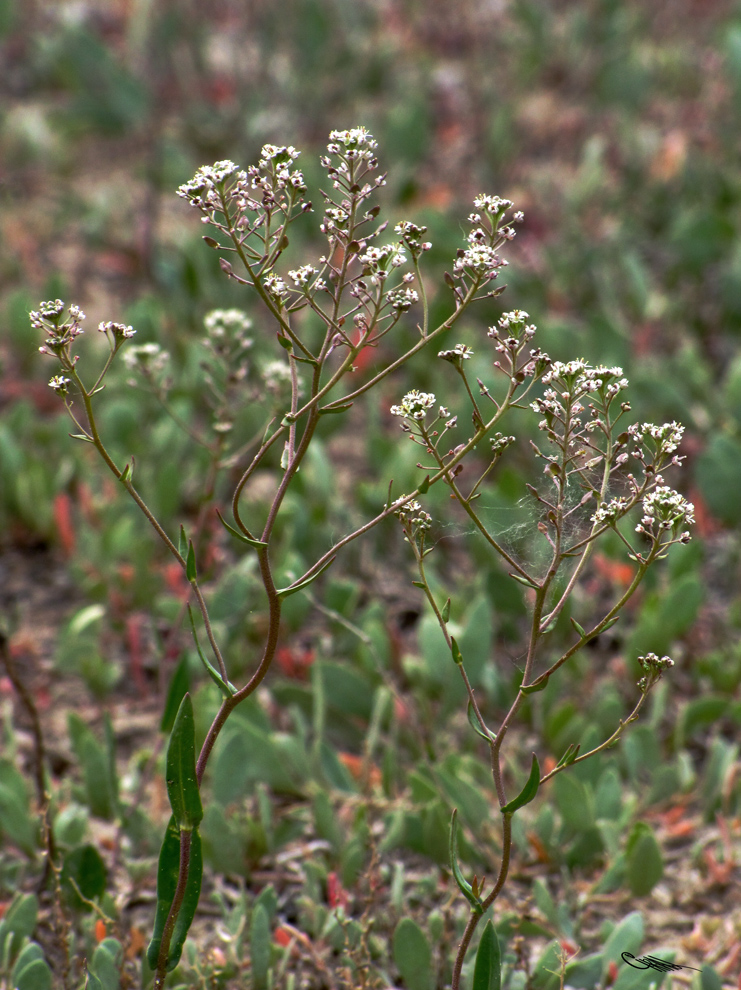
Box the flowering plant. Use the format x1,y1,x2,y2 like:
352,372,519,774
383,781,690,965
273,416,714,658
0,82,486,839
33,128,691,987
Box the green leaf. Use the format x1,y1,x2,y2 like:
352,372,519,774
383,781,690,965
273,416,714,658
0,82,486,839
187,604,235,697
178,525,188,559
166,694,203,830
556,743,581,769
167,829,203,970
147,817,180,970
67,714,115,820
250,903,270,990
570,617,587,638
276,555,335,597
160,656,191,734
215,510,268,548
90,937,122,990
601,910,644,979
0,892,38,959
467,701,495,742
451,637,464,665
700,966,724,990
521,674,550,695
625,822,663,896
510,571,540,589
186,540,197,582
319,401,354,414
441,597,451,623
501,754,540,815
60,845,107,909
276,333,292,350
14,958,53,990
85,969,105,990
393,918,433,990
0,779,37,856
473,920,502,990
448,809,483,913
418,474,431,494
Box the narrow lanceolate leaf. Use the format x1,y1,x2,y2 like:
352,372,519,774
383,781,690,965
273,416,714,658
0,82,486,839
417,474,431,494
467,701,496,742
473,920,502,990
521,674,549,695
166,695,202,830
276,555,336,598
167,829,203,971
451,637,464,666
556,743,580,768
441,598,451,624
186,605,235,697
570,617,587,638
509,572,540,589
215,510,268,548
178,525,188,560
186,541,197,583
147,817,180,969
501,754,540,815
449,810,484,913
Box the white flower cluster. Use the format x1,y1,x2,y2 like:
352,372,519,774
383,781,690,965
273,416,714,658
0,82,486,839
98,321,135,340
326,127,378,159
357,243,407,284
542,359,589,385
263,273,288,303
637,652,674,692
177,161,246,208
490,433,516,455
636,486,694,540
488,310,537,350
386,286,419,312
204,309,253,338
32,300,86,353
473,194,514,213
575,366,628,397
628,421,685,456
288,265,318,287
48,375,72,396
320,205,351,235
453,244,504,279
395,497,432,531
438,344,474,363
390,390,436,421
394,221,432,256
591,496,631,526
247,145,306,196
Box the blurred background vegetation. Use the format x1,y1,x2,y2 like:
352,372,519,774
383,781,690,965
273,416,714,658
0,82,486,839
2,0,741,987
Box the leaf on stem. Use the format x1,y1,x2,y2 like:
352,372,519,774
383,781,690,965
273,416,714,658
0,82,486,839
570,617,587,638
472,920,502,990
449,809,484,914
147,817,180,969
215,510,268,549
467,701,496,742
178,525,188,560
185,541,197,583
186,605,235,697
556,743,580,769
319,402,354,415
167,829,203,970
451,637,464,666
441,598,451,623
276,333,293,351
276,555,336,598
418,474,431,494
501,754,540,815
509,572,540,590
166,694,203,830
520,674,549,695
